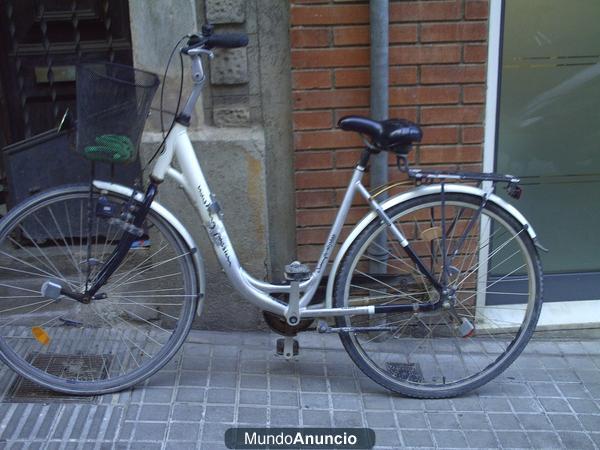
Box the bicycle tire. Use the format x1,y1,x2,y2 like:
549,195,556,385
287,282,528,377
0,184,199,395
334,193,543,398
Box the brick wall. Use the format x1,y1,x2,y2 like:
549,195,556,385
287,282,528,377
290,0,489,264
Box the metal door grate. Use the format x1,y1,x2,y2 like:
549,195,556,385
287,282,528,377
1,0,133,143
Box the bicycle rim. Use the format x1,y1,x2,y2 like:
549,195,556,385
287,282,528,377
335,194,542,397
0,185,198,394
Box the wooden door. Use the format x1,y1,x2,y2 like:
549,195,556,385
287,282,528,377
0,0,134,144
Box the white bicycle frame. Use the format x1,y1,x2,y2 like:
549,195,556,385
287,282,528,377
101,50,539,322
150,119,376,319
135,49,395,321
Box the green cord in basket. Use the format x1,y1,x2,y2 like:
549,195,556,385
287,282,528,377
84,134,134,162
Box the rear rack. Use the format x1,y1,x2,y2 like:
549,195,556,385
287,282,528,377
393,155,522,199
408,168,520,185
408,169,522,199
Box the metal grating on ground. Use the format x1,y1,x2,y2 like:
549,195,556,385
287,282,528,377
386,361,424,383
4,353,111,403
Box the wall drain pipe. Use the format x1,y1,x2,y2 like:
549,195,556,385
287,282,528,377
369,0,390,274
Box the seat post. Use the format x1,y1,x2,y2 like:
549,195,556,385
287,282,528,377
358,148,372,169
176,54,207,126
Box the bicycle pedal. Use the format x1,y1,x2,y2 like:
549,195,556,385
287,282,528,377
276,337,299,359
284,261,311,282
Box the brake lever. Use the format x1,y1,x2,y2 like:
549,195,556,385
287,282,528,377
187,47,214,59
181,33,205,55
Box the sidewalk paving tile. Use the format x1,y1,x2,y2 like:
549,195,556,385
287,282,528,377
0,330,599,449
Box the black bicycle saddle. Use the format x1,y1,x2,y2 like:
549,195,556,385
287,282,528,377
338,115,422,153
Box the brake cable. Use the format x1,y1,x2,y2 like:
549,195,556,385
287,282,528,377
143,34,188,170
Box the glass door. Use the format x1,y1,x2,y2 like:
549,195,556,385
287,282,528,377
494,0,600,302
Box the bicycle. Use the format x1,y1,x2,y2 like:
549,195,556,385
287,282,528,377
0,27,545,399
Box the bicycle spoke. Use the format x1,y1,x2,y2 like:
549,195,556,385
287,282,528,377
0,299,55,326
14,224,76,289
0,263,73,286
89,305,142,369
338,195,540,395
114,287,185,295
111,271,183,288
368,240,422,280
457,263,527,305
109,293,194,298
109,295,182,320
354,269,422,303
0,188,194,392
349,281,409,298
5,236,71,286
62,201,82,285
107,251,191,293
454,230,523,290
31,212,81,276
105,241,170,288
107,303,172,337
48,206,83,280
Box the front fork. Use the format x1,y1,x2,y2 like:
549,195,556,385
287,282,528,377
59,182,159,303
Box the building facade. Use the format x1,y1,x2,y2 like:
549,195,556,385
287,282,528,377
1,0,598,328
291,0,600,328
290,0,488,264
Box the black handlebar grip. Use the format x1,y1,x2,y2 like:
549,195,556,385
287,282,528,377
205,33,249,49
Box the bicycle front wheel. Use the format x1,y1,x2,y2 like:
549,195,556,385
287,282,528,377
334,193,542,398
0,184,199,394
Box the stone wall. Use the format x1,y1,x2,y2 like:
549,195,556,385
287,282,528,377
202,0,252,127
128,0,295,330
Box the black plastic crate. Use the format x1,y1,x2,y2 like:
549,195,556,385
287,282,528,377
2,127,140,241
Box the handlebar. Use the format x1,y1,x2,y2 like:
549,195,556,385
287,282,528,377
182,31,249,54
175,25,249,124
205,33,249,49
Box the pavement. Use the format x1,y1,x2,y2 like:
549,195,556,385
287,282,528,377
0,329,599,450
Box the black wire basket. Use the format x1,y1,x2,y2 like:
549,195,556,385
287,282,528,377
76,62,160,165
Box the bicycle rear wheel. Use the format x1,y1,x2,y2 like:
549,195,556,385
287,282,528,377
334,193,543,398
0,184,199,394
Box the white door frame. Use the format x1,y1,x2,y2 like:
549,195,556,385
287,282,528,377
482,0,600,329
